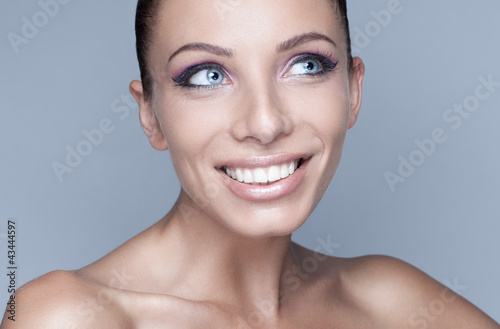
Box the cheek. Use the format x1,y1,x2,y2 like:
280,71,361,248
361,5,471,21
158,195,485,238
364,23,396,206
284,81,350,189
154,96,225,182
312,88,350,167
157,96,217,152
286,81,350,142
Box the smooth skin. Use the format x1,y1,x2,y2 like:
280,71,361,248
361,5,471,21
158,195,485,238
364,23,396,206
2,0,499,328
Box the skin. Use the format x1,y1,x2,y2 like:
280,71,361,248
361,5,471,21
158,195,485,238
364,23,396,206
2,0,499,328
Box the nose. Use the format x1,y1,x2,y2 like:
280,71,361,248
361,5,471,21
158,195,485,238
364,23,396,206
230,83,294,145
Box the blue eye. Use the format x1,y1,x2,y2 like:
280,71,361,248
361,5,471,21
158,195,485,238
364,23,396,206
287,54,338,78
173,63,229,89
290,59,321,75
189,68,225,86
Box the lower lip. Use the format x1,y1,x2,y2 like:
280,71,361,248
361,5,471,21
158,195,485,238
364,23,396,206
217,158,310,202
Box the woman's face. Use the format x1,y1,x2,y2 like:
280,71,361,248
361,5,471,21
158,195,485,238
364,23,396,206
135,0,364,237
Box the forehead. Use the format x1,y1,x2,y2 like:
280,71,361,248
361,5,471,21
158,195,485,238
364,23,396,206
154,0,342,56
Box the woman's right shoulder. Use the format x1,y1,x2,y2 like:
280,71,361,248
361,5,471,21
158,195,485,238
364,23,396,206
0,270,129,329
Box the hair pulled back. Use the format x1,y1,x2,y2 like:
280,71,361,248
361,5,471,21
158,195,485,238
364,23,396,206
135,0,352,100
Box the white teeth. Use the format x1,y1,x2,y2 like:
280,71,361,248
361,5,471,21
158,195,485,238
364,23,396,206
223,159,301,184
280,163,290,179
243,169,253,183
236,168,244,182
253,168,268,183
288,161,296,175
268,165,281,182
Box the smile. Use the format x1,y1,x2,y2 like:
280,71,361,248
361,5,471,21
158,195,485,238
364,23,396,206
221,158,304,185
216,154,310,202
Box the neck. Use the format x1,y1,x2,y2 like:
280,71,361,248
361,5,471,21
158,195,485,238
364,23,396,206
154,190,302,315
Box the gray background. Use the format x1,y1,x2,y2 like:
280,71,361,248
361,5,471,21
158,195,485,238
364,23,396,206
1,0,499,322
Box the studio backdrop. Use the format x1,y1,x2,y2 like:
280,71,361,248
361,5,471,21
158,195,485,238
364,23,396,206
1,0,499,322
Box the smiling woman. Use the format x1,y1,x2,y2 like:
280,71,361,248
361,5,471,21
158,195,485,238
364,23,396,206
1,0,499,328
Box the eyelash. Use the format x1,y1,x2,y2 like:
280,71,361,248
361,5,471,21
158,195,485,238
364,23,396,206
172,53,338,89
172,62,223,89
288,52,338,77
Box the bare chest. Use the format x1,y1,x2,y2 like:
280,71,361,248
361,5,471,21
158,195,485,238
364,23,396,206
118,294,371,329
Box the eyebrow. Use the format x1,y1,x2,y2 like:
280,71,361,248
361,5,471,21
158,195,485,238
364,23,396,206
277,32,337,53
168,43,234,63
167,32,336,63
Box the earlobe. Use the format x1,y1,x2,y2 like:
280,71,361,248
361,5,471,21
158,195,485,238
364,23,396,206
347,57,365,130
129,80,169,151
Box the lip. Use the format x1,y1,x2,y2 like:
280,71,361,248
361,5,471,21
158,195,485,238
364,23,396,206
216,155,311,202
215,153,312,170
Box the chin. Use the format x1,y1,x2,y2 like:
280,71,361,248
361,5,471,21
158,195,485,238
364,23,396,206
207,190,318,239
177,152,336,239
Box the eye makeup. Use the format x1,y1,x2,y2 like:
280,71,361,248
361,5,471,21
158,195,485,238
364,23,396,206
171,51,338,90
172,62,230,89
285,51,338,78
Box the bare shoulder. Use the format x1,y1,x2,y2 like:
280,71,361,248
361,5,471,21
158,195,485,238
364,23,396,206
0,270,129,329
334,255,500,328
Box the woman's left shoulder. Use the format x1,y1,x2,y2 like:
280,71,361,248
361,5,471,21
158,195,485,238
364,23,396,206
326,255,499,328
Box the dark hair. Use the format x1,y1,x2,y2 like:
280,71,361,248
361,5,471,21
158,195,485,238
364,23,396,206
135,0,352,100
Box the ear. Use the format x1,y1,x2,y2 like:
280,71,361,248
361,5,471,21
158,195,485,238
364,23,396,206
129,80,168,151
347,57,365,130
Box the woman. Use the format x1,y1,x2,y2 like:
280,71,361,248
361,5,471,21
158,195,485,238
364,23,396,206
2,0,499,327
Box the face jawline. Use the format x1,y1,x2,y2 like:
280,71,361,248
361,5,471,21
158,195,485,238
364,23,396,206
140,0,361,238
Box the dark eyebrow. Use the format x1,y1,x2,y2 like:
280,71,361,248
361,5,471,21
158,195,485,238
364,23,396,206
277,32,337,53
168,43,234,63
168,32,335,63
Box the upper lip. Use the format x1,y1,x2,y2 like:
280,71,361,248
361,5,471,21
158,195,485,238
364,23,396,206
215,153,312,170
